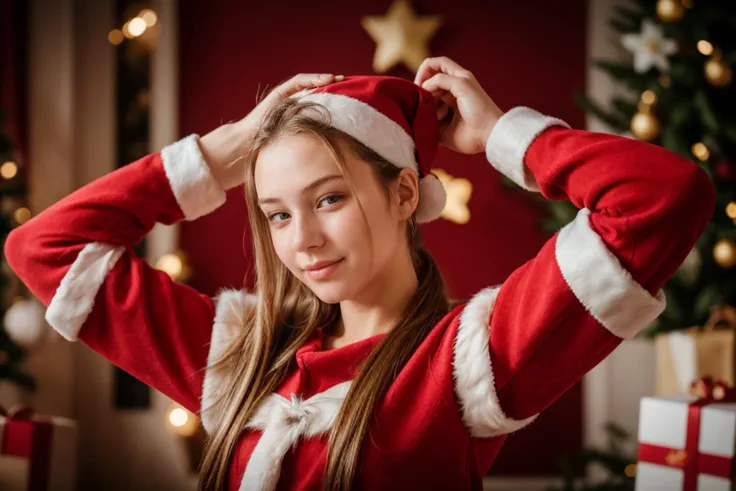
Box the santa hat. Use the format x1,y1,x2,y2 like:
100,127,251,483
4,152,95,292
294,75,446,223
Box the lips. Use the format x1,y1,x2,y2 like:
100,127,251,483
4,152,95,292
304,259,341,271
303,258,343,280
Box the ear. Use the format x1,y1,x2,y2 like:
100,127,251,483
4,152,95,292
392,168,420,220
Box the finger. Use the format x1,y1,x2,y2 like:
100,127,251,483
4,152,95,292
421,73,472,100
414,57,472,86
271,73,343,100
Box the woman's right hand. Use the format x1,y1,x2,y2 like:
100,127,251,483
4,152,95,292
414,57,504,155
198,73,343,190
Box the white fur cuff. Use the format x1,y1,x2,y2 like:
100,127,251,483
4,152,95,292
453,286,538,437
555,208,666,339
485,107,569,192
45,242,125,341
160,134,227,221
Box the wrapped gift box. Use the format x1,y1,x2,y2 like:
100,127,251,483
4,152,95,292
655,328,735,396
636,394,736,491
0,407,77,491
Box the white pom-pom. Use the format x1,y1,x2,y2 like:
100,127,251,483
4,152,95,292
4,298,49,350
415,173,447,223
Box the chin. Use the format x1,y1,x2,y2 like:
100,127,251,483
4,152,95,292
308,284,351,304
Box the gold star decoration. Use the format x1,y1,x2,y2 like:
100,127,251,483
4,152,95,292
432,169,472,224
361,0,442,73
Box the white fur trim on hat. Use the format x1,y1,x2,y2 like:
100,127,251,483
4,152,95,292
416,173,447,223
298,92,417,172
295,91,448,223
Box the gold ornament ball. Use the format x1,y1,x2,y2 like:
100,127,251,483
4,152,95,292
657,0,685,22
631,110,660,141
705,57,733,87
713,238,736,268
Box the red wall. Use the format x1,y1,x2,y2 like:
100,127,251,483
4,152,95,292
179,0,588,475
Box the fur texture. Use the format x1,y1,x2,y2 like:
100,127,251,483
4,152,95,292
240,381,352,491
297,92,447,223
453,286,538,437
485,106,570,192
160,134,227,221
201,288,257,433
45,242,125,341
299,92,417,172
416,173,447,223
555,208,666,339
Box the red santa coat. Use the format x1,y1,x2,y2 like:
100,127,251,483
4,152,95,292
5,107,715,490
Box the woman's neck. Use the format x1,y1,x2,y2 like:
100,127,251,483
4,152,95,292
327,250,418,349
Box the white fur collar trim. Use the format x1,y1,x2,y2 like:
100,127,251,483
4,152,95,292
453,286,538,438
239,381,352,491
201,288,256,434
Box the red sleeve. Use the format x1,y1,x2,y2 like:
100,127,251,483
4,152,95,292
4,135,228,414
446,108,715,465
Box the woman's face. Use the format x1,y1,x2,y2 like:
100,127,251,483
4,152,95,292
254,133,409,304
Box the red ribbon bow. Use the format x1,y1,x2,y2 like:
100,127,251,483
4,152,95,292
638,377,736,490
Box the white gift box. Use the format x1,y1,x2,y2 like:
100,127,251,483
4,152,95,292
0,412,77,491
635,395,736,491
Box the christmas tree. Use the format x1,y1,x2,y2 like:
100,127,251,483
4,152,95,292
0,108,37,391
536,0,736,336
537,1,734,488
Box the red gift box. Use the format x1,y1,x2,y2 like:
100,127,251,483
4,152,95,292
636,377,736,491
0,405,76,491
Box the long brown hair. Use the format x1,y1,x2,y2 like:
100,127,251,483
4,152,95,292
197,97,451,491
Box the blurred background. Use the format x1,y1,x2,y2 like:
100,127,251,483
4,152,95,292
1,0,735,490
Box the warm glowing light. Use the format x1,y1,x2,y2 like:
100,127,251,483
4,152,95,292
139,9,158,26
692,142,710,161
625,464,637,477
156,253,183,279
108,29,124,45
641,90,656,105
727,202,736,219
14,207,32,224
128,17,147,37
1,161,18,179
169,408,188,427
167,404,198,437
697,40,714,56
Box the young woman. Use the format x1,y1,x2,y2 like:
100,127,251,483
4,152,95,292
5,57,715,491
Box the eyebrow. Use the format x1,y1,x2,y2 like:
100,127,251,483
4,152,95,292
257,174,345,205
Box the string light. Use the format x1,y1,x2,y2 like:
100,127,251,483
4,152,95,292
625,463,637,477
14,207,32,224
697,40,714,56
113,10,157,44
156,253,183,280
641,90,657,105
692,142,710,161
108,29,124,45
726,202,736,219
167,403,198,437
1,161,18,179
139,9,158,27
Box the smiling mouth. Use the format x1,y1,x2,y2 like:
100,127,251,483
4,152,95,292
304,259,344,280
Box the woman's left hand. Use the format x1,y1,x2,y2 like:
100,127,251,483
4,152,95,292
414,57,504,155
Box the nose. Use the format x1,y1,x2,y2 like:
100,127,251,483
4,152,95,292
292,211,325,252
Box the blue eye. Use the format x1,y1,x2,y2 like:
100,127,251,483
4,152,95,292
318,195,342,207
268,212,290,223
